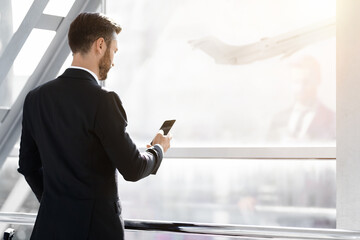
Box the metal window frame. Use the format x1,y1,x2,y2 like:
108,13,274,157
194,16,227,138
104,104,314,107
0,213,359,239
0,0,50,86
0,0,102,168
140,146,336,159
8,146,336,160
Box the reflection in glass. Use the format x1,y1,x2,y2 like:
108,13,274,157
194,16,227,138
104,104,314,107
106,0,335,147
267,55,336,145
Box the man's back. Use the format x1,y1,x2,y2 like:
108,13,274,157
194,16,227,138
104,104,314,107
19,68,163,239
26,69,117,199
18,12,171,240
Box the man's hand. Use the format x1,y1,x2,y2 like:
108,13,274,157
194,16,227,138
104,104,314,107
147,130,172,153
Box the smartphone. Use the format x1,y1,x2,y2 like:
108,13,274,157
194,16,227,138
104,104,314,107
150,119,176,145
159,119,176,135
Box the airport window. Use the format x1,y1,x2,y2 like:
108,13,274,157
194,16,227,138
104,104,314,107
105,0,337,232
106,0,336,148
0,0,337,239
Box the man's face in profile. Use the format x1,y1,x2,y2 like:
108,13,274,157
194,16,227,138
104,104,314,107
99,38,118,80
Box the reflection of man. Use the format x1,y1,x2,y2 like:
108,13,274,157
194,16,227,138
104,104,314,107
18,13,172,239
268,55,335,143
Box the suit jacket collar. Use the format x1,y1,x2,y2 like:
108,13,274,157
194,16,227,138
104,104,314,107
58,68,99,86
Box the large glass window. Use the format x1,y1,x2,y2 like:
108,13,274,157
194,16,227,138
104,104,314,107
0,0,337,239
0,157,336,239
104,0,337,235
106,0,336,147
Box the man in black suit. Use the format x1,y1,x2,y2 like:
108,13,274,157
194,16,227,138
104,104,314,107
18,12,172,240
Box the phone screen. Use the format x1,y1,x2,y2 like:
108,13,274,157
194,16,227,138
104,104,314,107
150,120,176,145
159,120,176,135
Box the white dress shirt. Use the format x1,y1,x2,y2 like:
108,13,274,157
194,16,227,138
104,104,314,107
68,66,100,85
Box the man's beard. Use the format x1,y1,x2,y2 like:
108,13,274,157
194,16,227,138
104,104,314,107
98,48,112,80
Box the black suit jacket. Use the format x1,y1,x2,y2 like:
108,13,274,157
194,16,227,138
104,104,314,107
18,68,163,240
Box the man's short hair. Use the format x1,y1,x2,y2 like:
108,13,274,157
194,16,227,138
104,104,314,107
68,12,121,54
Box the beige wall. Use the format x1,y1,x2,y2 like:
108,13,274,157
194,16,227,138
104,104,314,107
337,0,360,230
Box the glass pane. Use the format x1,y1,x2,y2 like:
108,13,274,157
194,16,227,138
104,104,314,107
0,158,335,239
106,0,336,147
10,29,55,104
0,157,20,207
43,0,75,16
57,53,73,77
10,0,33,35
0,1,33,106
119,159,336,229
0,156,38,238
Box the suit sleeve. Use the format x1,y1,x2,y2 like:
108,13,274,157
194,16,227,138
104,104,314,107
94,91,163,182
18,93,44,202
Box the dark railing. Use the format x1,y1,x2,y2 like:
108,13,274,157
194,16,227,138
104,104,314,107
1,212,360,239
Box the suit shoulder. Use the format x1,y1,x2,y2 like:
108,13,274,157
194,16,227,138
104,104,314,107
24,85,42,103
27,78,58,96
97,86,117,96
96,88,127,121
97,88,122,102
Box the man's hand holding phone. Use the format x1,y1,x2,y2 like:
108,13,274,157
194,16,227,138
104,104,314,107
147,120,175,153
148,130,172,153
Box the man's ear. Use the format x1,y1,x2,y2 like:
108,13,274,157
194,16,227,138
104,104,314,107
95,37,106,55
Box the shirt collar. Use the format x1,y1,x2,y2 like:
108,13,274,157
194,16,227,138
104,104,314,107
68,66,100,85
